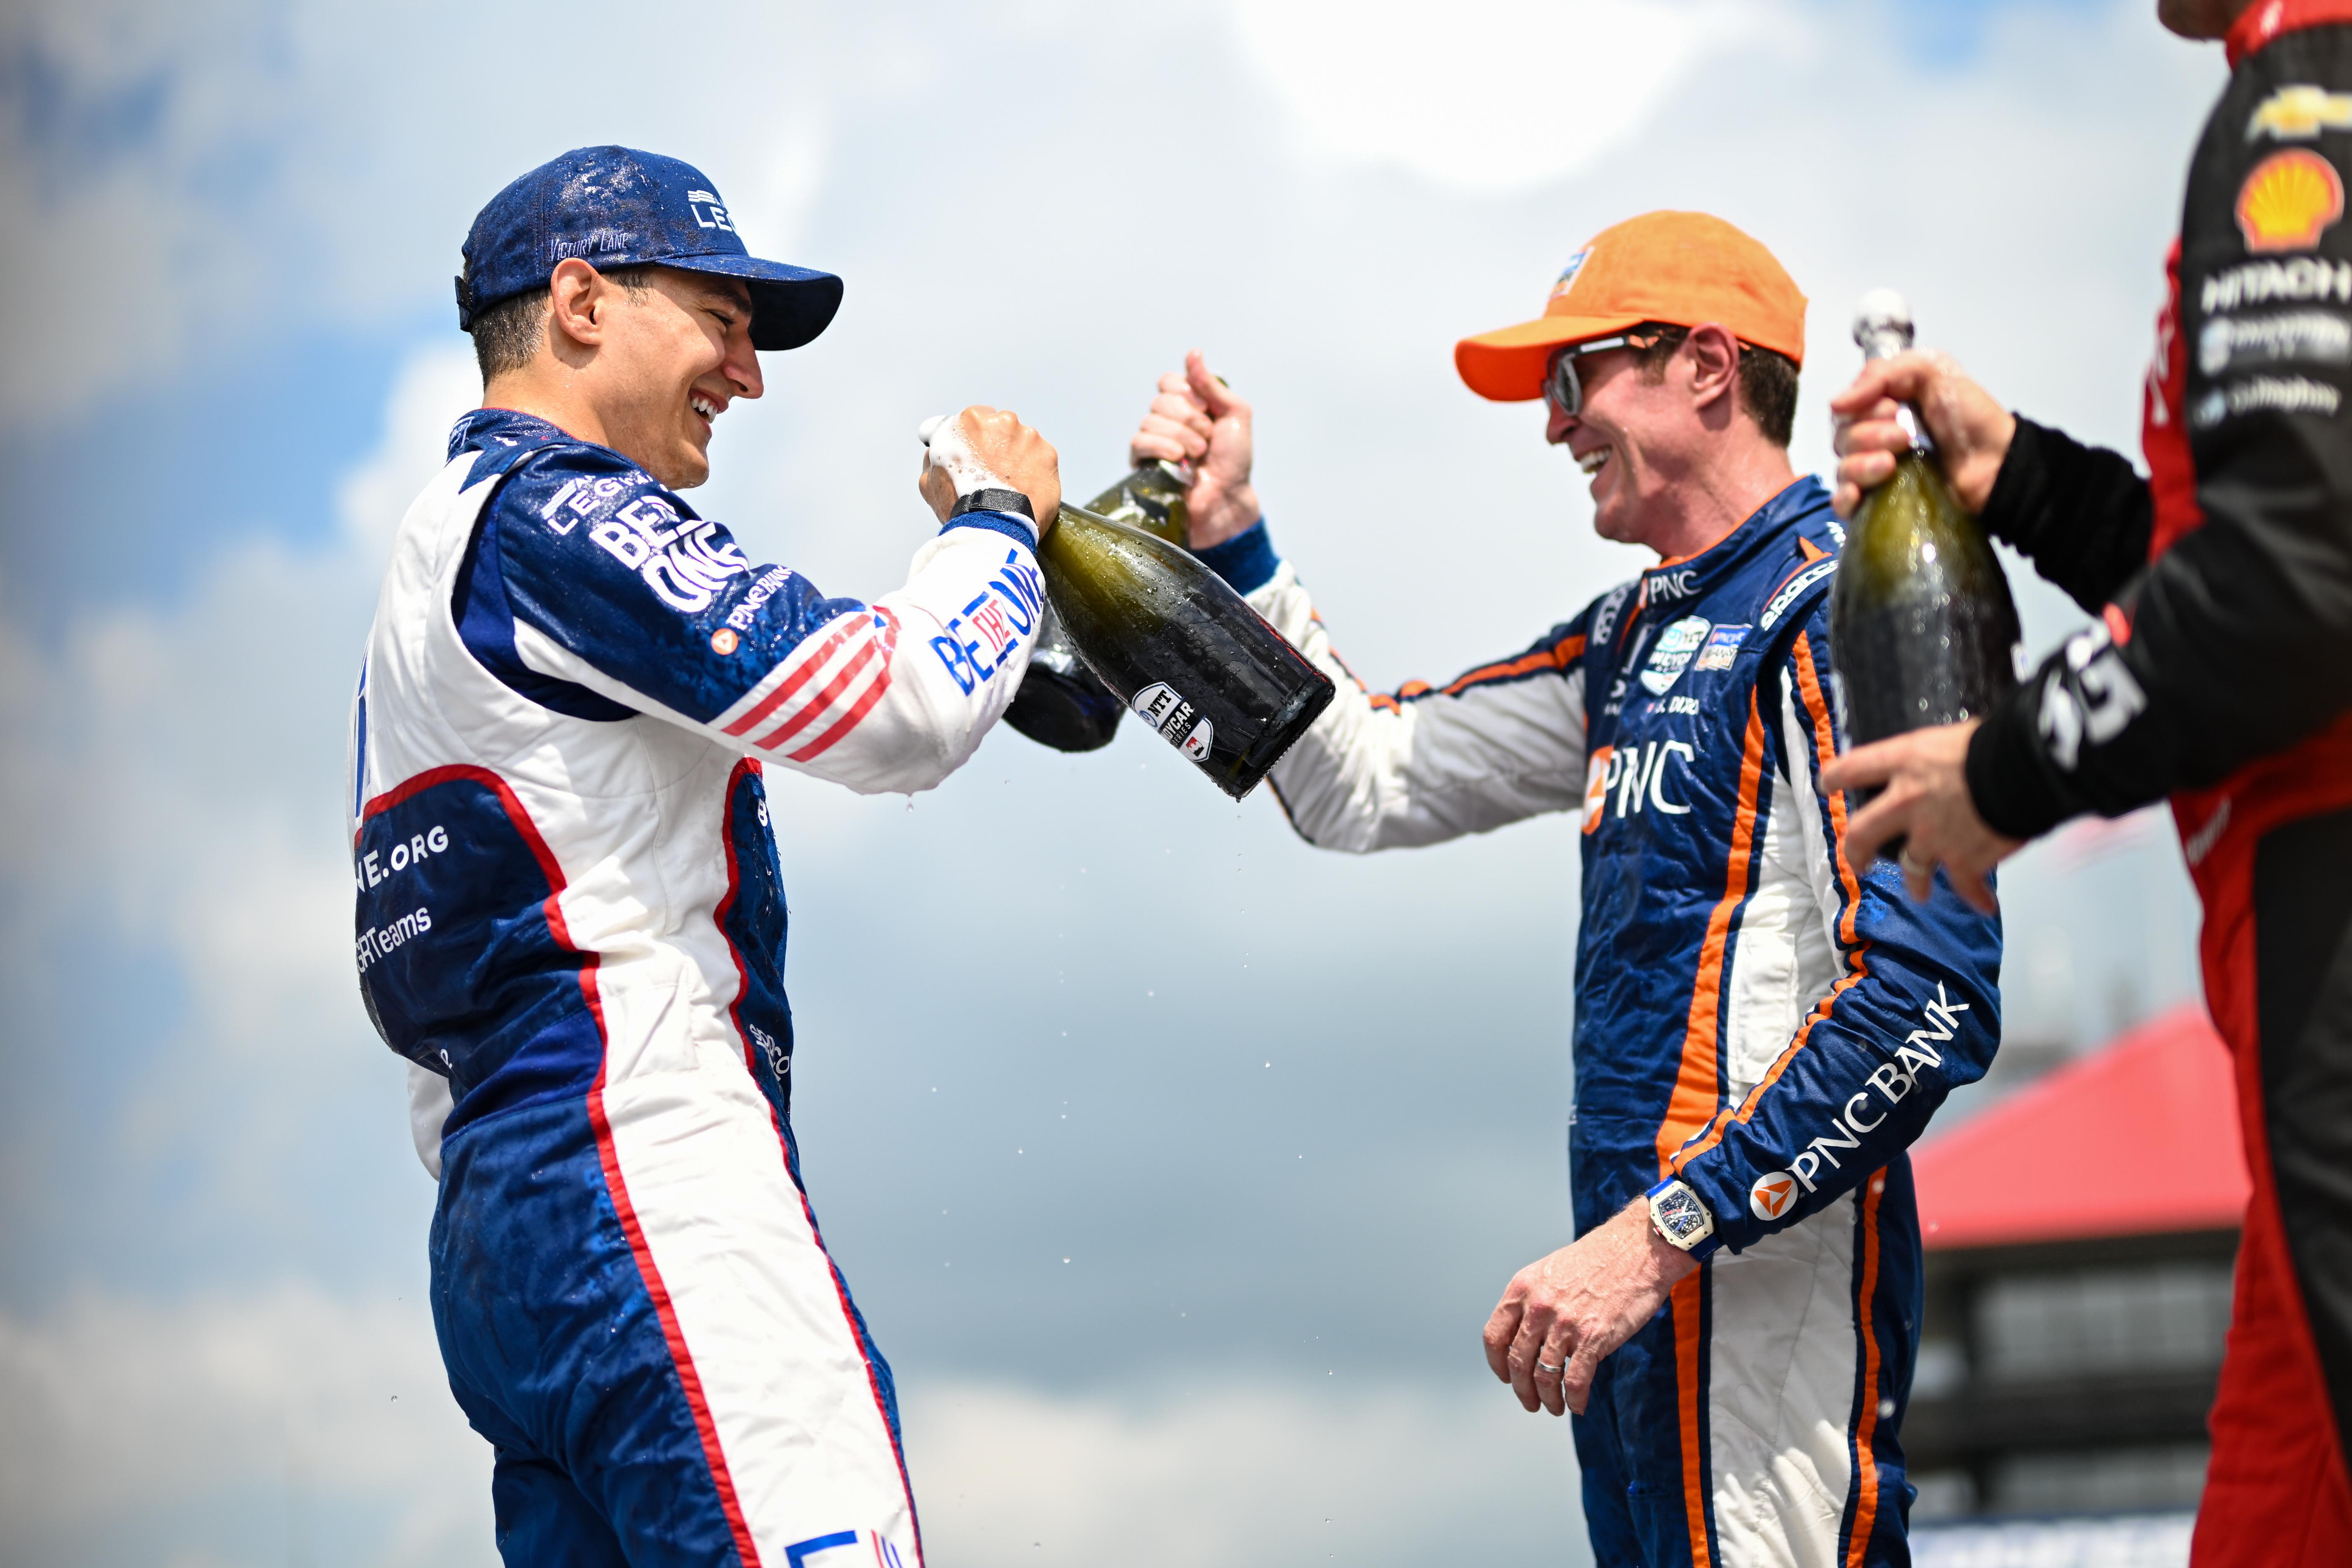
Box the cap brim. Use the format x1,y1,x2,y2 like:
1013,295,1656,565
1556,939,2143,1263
663,254,845,351
1453,312,1645,402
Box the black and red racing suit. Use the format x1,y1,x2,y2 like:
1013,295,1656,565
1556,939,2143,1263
1962,2,2352,1558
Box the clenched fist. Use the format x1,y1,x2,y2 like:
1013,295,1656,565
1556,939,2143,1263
919,406,1061,537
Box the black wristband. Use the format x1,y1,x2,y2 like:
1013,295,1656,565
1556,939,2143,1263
948,488,1034,522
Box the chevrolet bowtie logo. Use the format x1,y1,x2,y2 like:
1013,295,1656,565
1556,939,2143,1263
2248,85,2352,142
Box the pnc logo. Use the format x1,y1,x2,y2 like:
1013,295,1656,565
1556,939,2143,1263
1750,1171,1799,1222
1645,568,1699,604
1581,745,1614,833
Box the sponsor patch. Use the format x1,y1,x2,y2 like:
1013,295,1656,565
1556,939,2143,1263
1581,745,1614,834
1750,1170,1798,1222
1644,567,1700,605
711,628,740,655
725,565,795,632
1638,616,1711,695
1758,557,1838,631
537,475,629,534
1591,738,1695,821
1131,681,1214,761
2202,254,2352,311
2237,148,2345,254
2191,373,2344,427
1549,247,1594,302
1693,623,1751,672
1589,581,1636,652
2037,623,2148,770
2198,309,2352,374
2248,84,2352,142
588,493,751,613
1779,983,1973,1197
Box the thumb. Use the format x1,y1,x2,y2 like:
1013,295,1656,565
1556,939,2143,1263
1187,349,1239,419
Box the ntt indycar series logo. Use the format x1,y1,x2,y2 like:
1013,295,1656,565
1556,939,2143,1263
1131,681,1214,761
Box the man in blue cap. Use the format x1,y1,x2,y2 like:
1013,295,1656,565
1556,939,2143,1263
349,146,1060,1566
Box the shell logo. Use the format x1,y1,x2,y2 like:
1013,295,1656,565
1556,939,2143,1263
1750,1170,1798,1222
2237,149,2345,254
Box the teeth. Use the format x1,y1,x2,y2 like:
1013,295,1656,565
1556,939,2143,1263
1578,446,1608,477
691,396,719,419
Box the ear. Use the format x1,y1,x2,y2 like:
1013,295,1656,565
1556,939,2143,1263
547,258,607,350
1684,323,1741,411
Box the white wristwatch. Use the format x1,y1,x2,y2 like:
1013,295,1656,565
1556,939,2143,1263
1646,1178,1717,1252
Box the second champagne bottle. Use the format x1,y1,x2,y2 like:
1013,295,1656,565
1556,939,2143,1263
1827,290,2021,855
1000,462,1194,751
921,422,1336,799
1042,495,1335,800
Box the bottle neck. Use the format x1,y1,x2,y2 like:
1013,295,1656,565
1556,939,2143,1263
1893,404,1933,456
1859,337,1934,458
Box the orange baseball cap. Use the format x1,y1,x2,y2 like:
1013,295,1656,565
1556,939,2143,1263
1454,211,1808,403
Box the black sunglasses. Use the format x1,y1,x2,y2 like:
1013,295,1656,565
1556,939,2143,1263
1543,327,1680,417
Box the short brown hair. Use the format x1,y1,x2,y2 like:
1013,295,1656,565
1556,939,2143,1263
466,263,659,382
1631,323,1800,449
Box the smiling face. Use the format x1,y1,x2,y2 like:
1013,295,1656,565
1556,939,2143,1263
1545,341,1704,550
589,268,764,489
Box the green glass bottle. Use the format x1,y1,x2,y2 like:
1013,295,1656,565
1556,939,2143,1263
1003,462,1195,752
1041,499,1334,800
1081,460,1191,546
1828,291,2022,850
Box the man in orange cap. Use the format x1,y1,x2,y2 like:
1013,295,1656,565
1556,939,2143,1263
1128,212,2002,1567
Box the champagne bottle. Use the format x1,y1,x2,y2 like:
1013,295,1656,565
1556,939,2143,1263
1081,459,1191,546
1002,463,1194,752
1042,501,1335,800
1828,291,2022,852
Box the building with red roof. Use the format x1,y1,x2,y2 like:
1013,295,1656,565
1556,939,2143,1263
1903,1008,2248,1524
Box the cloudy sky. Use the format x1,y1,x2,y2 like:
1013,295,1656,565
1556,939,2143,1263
0,1,2220,1563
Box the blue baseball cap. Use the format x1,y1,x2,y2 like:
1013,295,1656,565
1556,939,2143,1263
456,146,843,352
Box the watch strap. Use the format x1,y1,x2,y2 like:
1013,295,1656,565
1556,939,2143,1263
949,487,1035,522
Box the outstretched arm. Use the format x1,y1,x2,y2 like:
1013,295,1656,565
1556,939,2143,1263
463,407,1058,794
1128,352,1590,849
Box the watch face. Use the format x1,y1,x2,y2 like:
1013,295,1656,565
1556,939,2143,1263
1655,1186,1707,1242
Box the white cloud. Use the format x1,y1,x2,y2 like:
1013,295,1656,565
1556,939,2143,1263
0,340,474,1241
1228,0,1776,192
337,344,484,553
0,1284,492,1563
0,1284,1580,1568
0,0,847,422
0,340,475,1023
905,1376,1586,1568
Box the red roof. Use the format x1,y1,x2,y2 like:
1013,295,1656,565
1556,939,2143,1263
1913,1006,2250,1250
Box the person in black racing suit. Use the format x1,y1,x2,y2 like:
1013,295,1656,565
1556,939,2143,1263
1823,2,2352,1559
